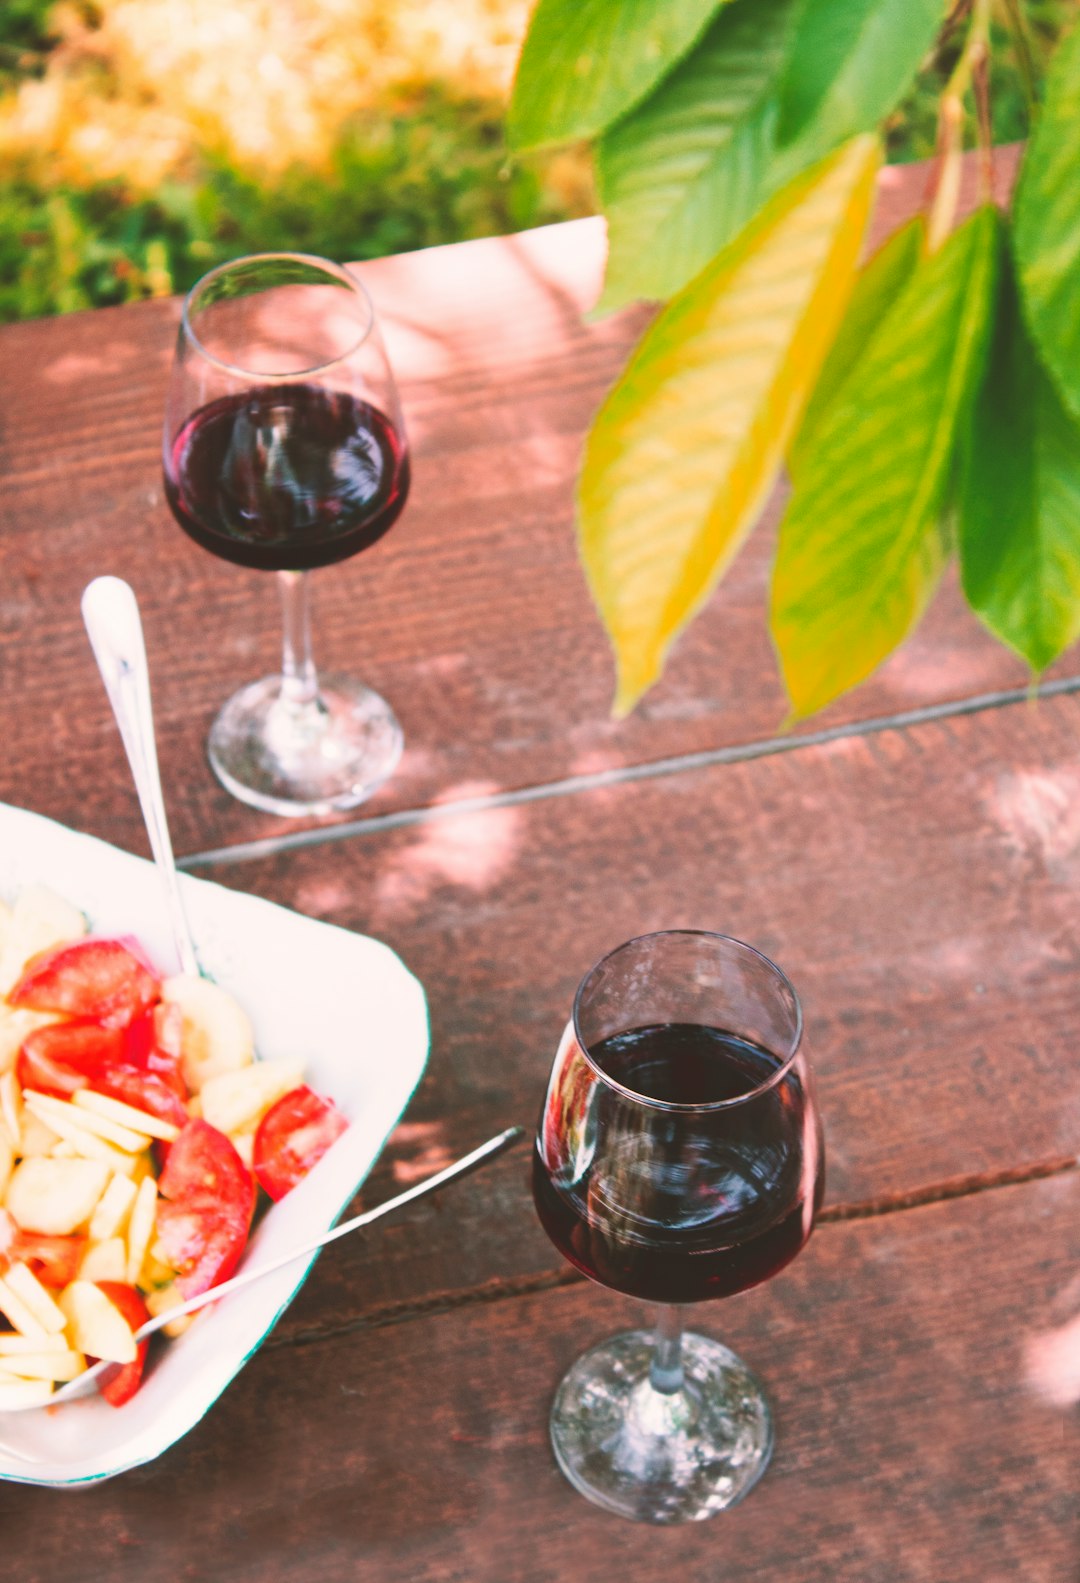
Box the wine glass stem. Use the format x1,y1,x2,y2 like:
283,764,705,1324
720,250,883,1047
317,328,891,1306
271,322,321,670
650,1303,685,1395
278,570,319,708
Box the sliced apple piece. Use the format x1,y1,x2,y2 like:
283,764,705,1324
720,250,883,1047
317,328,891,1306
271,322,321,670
0,1274,50,1340
0,1376,53,1408
125,1178,158,1285
5,1157,110,1236
0,884,87,995
59,1281,137,1364
0,1069,21,1147
17,1110,61,1158
160,974,254,1094
144,1281,194,1338
199,1058,304,1137
5,1263,67,1334
20,1096,143,1174
0,1330,67,1355
230,1128,256,1169
74,1089,181,1144
138,1248,177,1291
1,1348,86,1382
0,1121,13,1200
88,1174,139,1243
25,1091,150,1153
79,1237,128,1283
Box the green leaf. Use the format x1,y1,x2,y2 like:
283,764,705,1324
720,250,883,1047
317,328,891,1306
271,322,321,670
579,136,881,716
595,0,801,312
959,240,1080,673
776,0,947,152
771,206,1001,721
1013,21,1080,424
790,216,923,473
508,0,727,152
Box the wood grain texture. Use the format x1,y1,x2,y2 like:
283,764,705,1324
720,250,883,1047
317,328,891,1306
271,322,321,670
0,1175,1073,1583
182,685,1080,1335
0,140,1071,1583
0,148,1042,861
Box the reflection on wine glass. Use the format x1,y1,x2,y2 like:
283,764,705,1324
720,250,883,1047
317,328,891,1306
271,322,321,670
533,930,823,1524
163,253,410,816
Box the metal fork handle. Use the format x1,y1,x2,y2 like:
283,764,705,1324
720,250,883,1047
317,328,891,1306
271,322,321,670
133,1124,525,1340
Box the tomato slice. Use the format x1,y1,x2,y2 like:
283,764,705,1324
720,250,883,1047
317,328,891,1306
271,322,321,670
16,1020,126,1098
90,1067,190,1131
125,1010,188,1098
120,1009,156,1067
253,1086,349,1202
15,1232,86,1289
94,1282,150,1408
156,1121,255,1297
10,939,159,1029
97,1009,190,1124
0,1205,85,1287
14,1011,189,1125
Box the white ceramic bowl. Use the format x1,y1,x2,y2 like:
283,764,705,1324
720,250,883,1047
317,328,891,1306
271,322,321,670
0,802,429,1486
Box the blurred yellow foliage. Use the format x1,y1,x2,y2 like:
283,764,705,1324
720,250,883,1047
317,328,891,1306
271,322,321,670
1,0,533,188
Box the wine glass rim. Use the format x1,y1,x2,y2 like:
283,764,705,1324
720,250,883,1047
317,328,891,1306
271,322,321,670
180,252,375,381
571,929,805,1112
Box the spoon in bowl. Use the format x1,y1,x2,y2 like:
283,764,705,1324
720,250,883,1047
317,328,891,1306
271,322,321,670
81,575,199,977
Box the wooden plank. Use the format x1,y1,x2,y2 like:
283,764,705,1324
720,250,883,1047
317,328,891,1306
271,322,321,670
0,148,1042,860
181,686,1080,1329
0,1175,1073,1582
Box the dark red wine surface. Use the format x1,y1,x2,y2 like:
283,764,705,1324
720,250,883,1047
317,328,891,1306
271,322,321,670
164,384,409,570
533,1022,823,1304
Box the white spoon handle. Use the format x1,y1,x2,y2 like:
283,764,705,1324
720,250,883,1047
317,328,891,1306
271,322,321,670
81,576,198,977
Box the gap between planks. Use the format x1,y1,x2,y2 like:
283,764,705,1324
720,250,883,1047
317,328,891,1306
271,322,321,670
265,1152,1078,1356
179,672,1080,870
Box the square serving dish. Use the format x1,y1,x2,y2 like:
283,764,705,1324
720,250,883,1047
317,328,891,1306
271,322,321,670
0,801,429,1487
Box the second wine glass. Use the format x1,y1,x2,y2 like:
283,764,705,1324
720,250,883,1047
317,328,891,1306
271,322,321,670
533,930,824,1524
163,252,410,817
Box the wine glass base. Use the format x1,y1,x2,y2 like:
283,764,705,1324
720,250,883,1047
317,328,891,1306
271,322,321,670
549,1328,773,1524
207,673,403,817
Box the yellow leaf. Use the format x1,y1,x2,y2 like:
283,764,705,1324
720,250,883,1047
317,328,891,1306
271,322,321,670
578,135,881,715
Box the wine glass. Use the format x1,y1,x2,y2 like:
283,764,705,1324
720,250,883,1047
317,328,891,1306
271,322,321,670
163,252,410,816
533,930,823,1524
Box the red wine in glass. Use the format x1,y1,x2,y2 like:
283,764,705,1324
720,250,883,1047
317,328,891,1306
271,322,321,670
164,384,410,572
532,930,823,1525
532,1021,823,1306
162,252,411,816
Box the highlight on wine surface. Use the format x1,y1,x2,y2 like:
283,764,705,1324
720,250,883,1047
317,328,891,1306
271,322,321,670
162,252,410,817
532,930,823,1525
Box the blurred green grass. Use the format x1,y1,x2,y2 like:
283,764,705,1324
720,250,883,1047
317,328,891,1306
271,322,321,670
0,86,587,320
0,0,1074,323
0,0,592,320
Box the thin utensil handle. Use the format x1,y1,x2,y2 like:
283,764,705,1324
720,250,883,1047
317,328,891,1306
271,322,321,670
81,576,199,977
133,1125,526,1341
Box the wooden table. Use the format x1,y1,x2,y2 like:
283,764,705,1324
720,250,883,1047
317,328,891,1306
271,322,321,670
0,147,1076,1581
